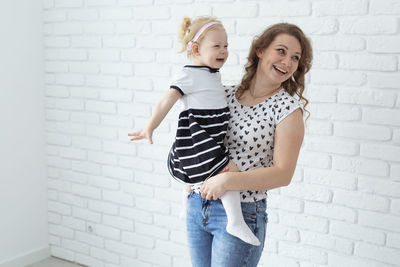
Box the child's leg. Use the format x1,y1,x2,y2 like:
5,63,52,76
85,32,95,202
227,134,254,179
179,185,192,221
220,190,261,246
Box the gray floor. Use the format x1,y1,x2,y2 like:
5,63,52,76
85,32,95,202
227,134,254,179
26,257,85,267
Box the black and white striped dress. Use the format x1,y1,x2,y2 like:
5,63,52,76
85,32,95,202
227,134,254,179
167,65,230,184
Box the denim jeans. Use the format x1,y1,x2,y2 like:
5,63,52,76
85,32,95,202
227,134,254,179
186,192,268,267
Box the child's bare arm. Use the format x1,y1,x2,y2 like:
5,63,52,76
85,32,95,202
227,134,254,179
128,89,182,144
219,160,239,173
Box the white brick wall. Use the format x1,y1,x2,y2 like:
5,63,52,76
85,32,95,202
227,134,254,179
43,0,400,266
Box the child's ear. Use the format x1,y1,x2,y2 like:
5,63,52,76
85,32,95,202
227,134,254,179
192,43,200,56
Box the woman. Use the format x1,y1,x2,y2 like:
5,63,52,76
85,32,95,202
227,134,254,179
186,23,313,267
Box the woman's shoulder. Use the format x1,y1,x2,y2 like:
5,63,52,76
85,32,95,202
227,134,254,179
274,89,302,124
223,85,238,98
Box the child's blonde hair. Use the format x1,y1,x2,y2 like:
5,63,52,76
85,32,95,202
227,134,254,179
178,16,224,56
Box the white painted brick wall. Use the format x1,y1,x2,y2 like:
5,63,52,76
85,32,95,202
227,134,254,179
43,0,400,266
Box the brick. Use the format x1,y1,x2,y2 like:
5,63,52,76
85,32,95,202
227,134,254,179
88,175,119,190
304,137,359,155
137,248,172,266
68,9,98,21
281,183,332,203
132,6,170,19
102,165,133,181
102,190,134,206
60,170,87,184
54,22,83,35
48,200,72,215
313,0,368,15
339,54,397,71
290,17,339,35
358,175,400,198
87,125,118,139
75,254,104,267
310,36,365,52
93,224,120,240
334,122,391,141
300,230,354,254
105,240,136,257
297,151,331,169
279,241,327,264
134,171,170,187
88,199,119,215
311,70,365,86
55,0,82,8
122,232,154,249
103,36,135,48
355,242,400,265
62,216,86,231
328,252,387,267
73,207,102,223
368,36,400,53
101,115,132,127
75,231,104,247
260,1,310,16
115,21,151,34
86,0,116,6
370,0,400,15
100,63,133,75
338,88,396,107
341,17,398,35
332,189,390,212
71,160,101,175
304,168,357,190
56,74,85,86
72,136,101,150
51,247,74,262
44,37,69,48
368,73,400,89
121,50,155,62
387,232,400,249
135,196,170,214
90,247,119,264
71,184,101,199
214,3,258,17
99,8,132,20
103,214,134,230
45,85,69,97
363,108,400,127
49,224,74,239
305,120,333,135
71,112,100,124
71,36,102,48
265,223,300,242
280,212,329,233
155,240,187,257
312,53,338,70
120,206,153,224
62,239,89,254
86,100,116,114
59,192,87,208
47,156,71,169
359,210,400,231
332,156,389,177
330,221,385,245
391,164,400,180
84,22,115,34
361,143,400,162
103,141,136,156
305,202,357,223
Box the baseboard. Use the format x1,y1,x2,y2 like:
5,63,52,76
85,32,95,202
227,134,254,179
0,246,50,267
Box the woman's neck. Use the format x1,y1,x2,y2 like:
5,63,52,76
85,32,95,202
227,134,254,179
249,74,281,99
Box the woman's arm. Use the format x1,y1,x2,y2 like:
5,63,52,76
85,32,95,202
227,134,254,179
200,108,304,200
128,89,182,144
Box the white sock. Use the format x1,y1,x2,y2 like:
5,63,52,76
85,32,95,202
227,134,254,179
179,188,188,221
220,191,261,246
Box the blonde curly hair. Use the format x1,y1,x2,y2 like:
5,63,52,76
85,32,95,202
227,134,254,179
178,16,225,57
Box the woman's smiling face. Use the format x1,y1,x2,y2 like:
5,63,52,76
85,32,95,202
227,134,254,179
256,33,302,87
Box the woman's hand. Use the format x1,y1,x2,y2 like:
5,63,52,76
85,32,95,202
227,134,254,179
200,172,229,200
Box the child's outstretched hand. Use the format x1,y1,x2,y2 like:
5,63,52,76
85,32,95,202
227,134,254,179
128,128,153,144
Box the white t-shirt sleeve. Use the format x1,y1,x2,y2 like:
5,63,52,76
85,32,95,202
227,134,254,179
170,68,195,96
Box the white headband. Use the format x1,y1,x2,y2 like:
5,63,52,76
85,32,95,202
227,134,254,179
186,21,219,51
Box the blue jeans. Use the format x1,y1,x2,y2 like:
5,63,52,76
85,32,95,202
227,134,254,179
186,192,268,267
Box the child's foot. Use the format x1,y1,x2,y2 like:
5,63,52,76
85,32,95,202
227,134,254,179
226,222,261,246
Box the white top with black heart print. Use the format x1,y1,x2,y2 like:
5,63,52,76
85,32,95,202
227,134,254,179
224,85,302,202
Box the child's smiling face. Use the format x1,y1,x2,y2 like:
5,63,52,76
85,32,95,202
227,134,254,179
193,27,229,69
